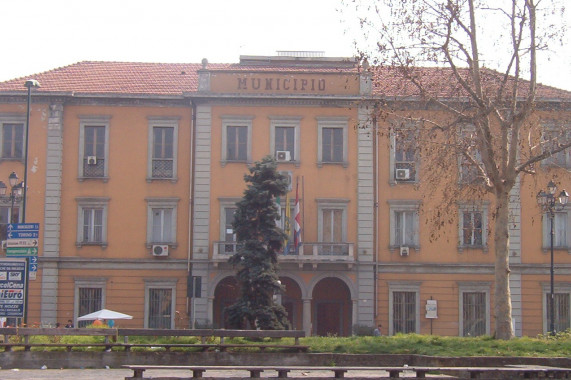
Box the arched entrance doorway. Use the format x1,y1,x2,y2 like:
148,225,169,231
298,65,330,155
213,276,239,328
279,277,302,330
312,277,351,336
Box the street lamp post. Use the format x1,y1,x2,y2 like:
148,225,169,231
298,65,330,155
536,180,569,335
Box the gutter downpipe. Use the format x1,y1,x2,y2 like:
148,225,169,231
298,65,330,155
187,100,196,327
373,102,379,326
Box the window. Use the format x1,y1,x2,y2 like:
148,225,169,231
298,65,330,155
541,120,570,168
0,204,20,241
388,283,420,335
221,116,253,165
146,198,179,246
458,202,489,251
78,116,110,180
317,199,349,255
147,117,179,181
389,200,421,249
145,279,177,329
542,211,570,252
219,198,241,255
317,117,348,167
74,278,106,327
390,123,418,183
0,115,25,160
1,123,24,159
459,283,490,336
458,125,483,184
270,117,301,164
543,284,571,334
146,198,179,245
76,197,109,247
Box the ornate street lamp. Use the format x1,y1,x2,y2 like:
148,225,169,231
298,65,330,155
536,180,569,335
0,171,24,223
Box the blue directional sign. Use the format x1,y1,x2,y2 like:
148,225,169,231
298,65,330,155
7,230,39,239
8,223,39,231
5,224,40,280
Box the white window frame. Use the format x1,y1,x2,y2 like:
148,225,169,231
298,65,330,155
218,198,241,255
270,116,301,166
0,202,21,241
458,201,489,252
316,198,349,243
541,283,571,334
388,200,421,250
541,120,571,169
146,197,179,247
221,116,253,166
388,282,421,335
457,124,484,185
458,282,491,336
542,210,570,253
0,114,25,160
389,121,419,184
147,117,179,182
76,197,109,248
74,278,107,324
78,115,111,181
317,117,348,167
144,279,177,329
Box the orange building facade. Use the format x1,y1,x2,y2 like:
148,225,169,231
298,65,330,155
0,54,569,336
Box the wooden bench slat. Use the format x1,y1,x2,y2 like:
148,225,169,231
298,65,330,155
122,364,571,380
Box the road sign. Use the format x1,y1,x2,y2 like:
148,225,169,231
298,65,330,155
7,230,39,239
5,224,40,282
6,239,38,248
6,247,38,256
8,223,39,231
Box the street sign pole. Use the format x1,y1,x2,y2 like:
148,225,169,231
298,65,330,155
6,223,39,327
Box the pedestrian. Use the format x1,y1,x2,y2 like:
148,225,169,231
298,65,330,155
373,323,382,336
65,319,73,328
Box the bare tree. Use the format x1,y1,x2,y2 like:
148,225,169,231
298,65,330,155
345,0,570,339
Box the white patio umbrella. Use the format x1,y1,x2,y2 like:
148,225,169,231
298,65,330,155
77,308,133,321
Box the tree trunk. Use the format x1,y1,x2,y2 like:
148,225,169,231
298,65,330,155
493,188,515,339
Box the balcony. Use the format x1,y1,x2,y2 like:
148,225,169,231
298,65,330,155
212,241,354,269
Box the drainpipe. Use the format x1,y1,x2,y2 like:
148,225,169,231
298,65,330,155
186,100,196,324
373,104,379,325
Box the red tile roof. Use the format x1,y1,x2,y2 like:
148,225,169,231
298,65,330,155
371,66,571,100
0,60,568,100
0,61,224,96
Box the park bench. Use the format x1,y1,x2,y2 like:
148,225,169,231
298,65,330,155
0,327,308,352
123,364,571,379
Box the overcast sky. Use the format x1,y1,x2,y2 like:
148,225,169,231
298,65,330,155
1,0,569,91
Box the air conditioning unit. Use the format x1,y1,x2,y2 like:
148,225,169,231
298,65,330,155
276,150,291,162
399,246,410,257
87,156,97,165
395,168,410,180
152,245,169,257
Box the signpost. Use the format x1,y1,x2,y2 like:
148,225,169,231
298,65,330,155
0,258,27,319
6,223,39,280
